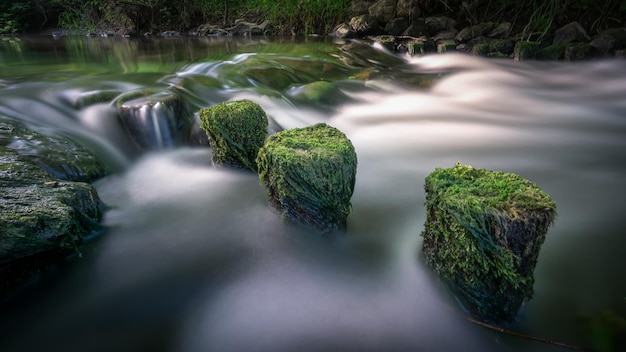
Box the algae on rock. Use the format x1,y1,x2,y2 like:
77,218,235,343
421,163,556,322
199,100,268,171
257,123,357,234
1,120,105,296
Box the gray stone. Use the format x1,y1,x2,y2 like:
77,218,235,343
351,0,377,16
455,22,494,42
396,0,421,19
590,27,626,55
433,29,458,42
369,0,397,23
0,121,104,292
487,22,511,39
553,22,591,44
331,23,357,38
403,21,426,37
116,90,191,150
385,17,409,36
0,121,108,182
425,16,457,35
349,15,382,35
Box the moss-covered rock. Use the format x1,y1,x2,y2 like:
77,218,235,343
514,41,540,61
372,35,397,52
1,122,105,296
256,123,357,234
437,39,457,53
536,42,569,60
199,100,268,171
421,163,557,322
0,121,109,182
288,81,349,107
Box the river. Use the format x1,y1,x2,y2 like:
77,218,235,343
0,35,625,352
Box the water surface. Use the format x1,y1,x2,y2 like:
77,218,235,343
1,36,625,352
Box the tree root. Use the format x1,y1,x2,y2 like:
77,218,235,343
466,316,593,351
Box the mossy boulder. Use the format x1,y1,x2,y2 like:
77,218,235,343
1,121,105,295
256,123,357,234
421,163,557,322
0,121,109,182
199,100,268,171
437,39,457,53
514,41,540,60
288,81,349,107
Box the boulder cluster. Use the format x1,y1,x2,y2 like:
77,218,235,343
333,0,626,60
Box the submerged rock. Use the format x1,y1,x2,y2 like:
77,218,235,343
421,163,556,322
1,121,105,296
0,121,108,182
199,100,268,171
288,81,350,107
256,123,357,234
116,90,190,150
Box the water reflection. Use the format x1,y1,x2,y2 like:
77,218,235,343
0,37,625,352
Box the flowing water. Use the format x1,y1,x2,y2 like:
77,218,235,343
1,36,625,352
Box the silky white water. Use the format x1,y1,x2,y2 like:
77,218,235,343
0,37,625,352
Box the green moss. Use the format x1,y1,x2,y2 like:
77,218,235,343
421,163,556,322
372,35,397,52
565,42,592,61
437,40,457,53
256,123,357,234
407,40,425,56
536,42,569,60
199,100,268,171
471,44,491,57
514,41,540,60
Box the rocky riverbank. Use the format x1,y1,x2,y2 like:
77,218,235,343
331,0,626,60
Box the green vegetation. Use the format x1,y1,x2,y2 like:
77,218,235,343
1,1,624,37
0,0,351,35
199,99,268,171
256,123,357,234
421,163,556,322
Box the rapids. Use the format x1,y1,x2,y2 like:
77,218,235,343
1,36,625,352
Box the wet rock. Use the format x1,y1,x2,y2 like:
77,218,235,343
405,39,426,56
257,123,357,234
0,121,108,182
565,42,592,61
590,27,626,55
553,22,590,44
227,20,270,36
437,39,457,53
421,163,556,322
369,0,397,23
116,90,190,150
331,23,357,38
470,38,515,57
433,29,458,42
514,41,540,60
372,35,397,51
288,81,350,107
396,0,422,19
536,42,570,60
456,22,494,43
349,15,382,36
199,100,268,171
385,18,409,36
1,122,104,296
